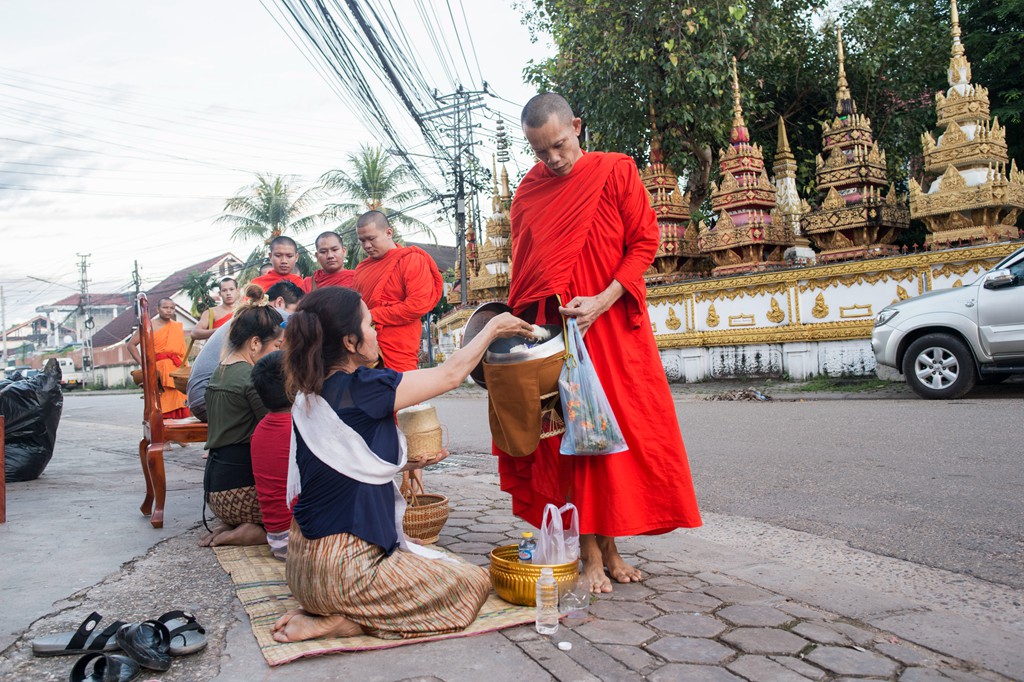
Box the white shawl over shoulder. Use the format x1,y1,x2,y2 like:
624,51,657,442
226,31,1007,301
287,391,450,562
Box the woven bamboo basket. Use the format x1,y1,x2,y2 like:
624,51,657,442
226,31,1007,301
169,365,191,394
397,404,444,462
400,474,449,545
489,545,580,606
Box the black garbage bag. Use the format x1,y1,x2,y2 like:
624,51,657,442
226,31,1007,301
1,358,64,481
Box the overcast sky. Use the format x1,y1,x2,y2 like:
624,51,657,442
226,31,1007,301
0,1,551,327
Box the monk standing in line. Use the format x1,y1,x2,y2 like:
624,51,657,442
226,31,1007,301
127,297,190,418
497,93,702,593
303,231,355,292
251,236,306,292
191,277,239,341
353,211,443,372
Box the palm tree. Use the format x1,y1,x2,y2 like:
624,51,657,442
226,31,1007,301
216,174,324,281
182,271,217,317
319,145,436,266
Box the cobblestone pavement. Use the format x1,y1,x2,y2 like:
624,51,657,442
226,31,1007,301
3,396,1022,681
426,457,1021,682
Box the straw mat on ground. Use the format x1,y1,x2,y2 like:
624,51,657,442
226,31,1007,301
214,544,535,666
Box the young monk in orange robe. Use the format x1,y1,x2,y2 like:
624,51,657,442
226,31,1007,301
303,231,355,292
251,236,305,293
497,93,702,594
353,211,443,372
128,297,189,418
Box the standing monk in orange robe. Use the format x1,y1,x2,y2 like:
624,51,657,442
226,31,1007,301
498,93,702,593
251,236,305,293
303,231,355,292
128,297,190,418
353,211,444,372
191,277,239,341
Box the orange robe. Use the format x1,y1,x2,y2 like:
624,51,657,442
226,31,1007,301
251,272,305,294
302,269,355,293
497,152,702,536
153,320,189,417
354,246,443,372
211,311,233,329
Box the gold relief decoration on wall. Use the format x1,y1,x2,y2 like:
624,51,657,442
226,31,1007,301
811,293,830,319
651,321,658,333
953,279,963,288
728,313,756,327
666,307,682,331
896,285,910,301
654,319,876,349
766,297,785,324
695,282,788,303
798,269,918,293
706,304,720,328
932,261,989,279
645,242,1020,303
840,304,873,319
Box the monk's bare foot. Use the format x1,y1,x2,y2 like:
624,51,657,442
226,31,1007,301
210,522,266,547
198,523,232,547
597,535,643,583
580,534,612,593
272,609,363,643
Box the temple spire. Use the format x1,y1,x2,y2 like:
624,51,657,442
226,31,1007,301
731,56,744,129
777,117,792,157
950,0,964,58
835,24,854,116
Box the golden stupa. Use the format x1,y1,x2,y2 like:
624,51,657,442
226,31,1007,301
803,25,910,261
642,113,705,282
699,58,793,276
909,0,1023,246
772,117,814,264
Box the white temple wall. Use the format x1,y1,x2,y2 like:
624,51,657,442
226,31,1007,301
436,242,1021,381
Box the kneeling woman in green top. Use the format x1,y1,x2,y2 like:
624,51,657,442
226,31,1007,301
200,284,283,547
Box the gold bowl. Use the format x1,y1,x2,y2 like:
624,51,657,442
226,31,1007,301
489,545,579,606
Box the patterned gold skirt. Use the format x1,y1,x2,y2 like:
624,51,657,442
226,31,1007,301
286,520,490,639
207,485,262,526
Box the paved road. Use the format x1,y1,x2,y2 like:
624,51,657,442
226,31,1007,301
61,388,1024,591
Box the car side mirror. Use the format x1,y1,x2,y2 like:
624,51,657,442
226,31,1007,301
982,268,1016,290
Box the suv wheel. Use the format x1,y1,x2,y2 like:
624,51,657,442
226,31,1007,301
902,333,977,399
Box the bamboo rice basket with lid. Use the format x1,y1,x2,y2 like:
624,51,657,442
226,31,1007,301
397,404,443,462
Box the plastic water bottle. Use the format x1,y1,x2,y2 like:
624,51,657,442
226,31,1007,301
518,531,536,563
535,567,559,635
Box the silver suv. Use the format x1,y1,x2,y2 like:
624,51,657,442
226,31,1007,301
872,244,1024,399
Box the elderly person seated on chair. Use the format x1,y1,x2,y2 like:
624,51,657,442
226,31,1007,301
272,287,534,643
199,284,284,548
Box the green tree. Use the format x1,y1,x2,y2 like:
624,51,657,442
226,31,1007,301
182,271,216,317
320,145,435,267
960,0,1024,164
216,174,324,281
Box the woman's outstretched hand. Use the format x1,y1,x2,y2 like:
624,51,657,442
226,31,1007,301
402,448,450,471
485,312,537,340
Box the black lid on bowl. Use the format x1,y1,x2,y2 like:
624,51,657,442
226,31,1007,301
461,301,512,387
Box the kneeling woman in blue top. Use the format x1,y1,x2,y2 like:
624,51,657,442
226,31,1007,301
274,286,534,643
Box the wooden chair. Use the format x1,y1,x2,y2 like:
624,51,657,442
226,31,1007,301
137,293,207,528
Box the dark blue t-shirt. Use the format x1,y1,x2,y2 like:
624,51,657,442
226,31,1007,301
291,367,403,553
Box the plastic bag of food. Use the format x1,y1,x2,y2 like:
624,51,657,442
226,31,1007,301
558,318,627,455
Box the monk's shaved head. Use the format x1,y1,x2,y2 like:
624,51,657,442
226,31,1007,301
315,231,344,248
269,235,298,252
356,210,392,232
521,93,575,130
157,297,174,307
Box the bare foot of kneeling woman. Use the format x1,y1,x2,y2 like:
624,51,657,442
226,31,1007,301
272,609,364,643
198,523,232,547
209,522,267,547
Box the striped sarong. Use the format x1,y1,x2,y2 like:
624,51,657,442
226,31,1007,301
286,521,491,639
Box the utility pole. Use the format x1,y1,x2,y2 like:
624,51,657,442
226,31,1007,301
1,286,7,370
77,254,96,386
423,86,486,305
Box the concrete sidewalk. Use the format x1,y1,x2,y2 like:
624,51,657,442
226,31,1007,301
1,394,1022,681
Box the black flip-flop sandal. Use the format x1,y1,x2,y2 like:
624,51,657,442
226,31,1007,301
114,620,171,672
69,652,141,682
156,610,208,656
31,612,126,657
